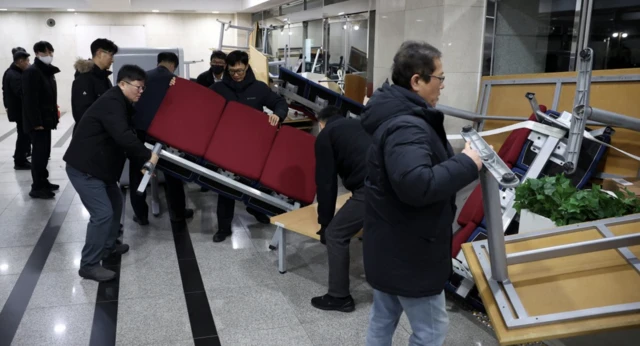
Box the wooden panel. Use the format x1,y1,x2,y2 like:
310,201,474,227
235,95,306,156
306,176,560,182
462,219,640,345
482,84,555,152
344,74,367,104
609,222,640,258
557,82,640,177
249,45,269,85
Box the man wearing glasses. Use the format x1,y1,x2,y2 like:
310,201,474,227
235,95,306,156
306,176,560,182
64,64,158,282
209,50,288,242
71,38,119,134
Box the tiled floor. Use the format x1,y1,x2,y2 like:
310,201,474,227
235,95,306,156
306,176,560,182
0,114,502,345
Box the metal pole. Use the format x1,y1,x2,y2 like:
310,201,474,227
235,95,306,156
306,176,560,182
276,223,287,274
137,143,163,195
479,167,509,282
585,106,640,132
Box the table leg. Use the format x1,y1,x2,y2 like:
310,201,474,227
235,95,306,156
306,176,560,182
276,223,287,274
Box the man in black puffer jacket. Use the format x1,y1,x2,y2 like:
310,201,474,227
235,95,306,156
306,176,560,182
361,41,482,346
2,49,31,170
71,38,118,133
209,50,288,243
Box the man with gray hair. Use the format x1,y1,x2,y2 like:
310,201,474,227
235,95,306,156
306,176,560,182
360,41,482,345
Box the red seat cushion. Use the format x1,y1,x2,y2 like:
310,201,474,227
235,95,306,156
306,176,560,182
260,126,316,204
457,163,513,227
147,78,226,157
204,101,278,180
452,222,478,258
497,106,545,165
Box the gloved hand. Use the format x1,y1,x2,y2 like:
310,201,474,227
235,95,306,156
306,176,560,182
316,225,327,245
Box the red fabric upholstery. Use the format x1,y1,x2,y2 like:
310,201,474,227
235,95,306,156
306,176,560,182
260,126,316,204
204,101,278,180
497,106,545,165
147,78,226,157
452,222,478,258
456,163,513,227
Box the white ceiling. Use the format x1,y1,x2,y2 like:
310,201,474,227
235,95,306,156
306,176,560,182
0,0,292,13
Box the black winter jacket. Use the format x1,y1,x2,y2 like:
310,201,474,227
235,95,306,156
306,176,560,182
196,68,222,88
63,86,151,183
2,64,23,122
71,59,113,128
315,115,371,227
22,58,60,133
210,66,288,121
132,65,174,131
361,82,479,298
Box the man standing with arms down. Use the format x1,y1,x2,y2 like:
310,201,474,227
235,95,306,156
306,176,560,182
2,48,31,170
310,106,370,313
209,50,288,242
71,38,119,133
22,41,60,199
361,41,482,345
196,50,226,88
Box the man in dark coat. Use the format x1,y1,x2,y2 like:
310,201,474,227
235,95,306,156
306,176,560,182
129,52,194,225
22,41,60,199
196,50,226,88
71,38,118,133
209,50,288,243
360,41,482,346
310,106,371,313
2,49,31,170
64,64,157,282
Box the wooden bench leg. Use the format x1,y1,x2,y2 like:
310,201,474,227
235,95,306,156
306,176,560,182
276,223,287,274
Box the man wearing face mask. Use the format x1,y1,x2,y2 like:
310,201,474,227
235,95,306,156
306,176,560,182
71,38,119,134
209,50,288,242
129,52,194,226
3,48,32,170
197,50,226,88
22,41,60,199
64,64,158,282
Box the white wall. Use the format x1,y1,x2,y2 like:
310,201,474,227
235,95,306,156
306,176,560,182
0,11,236,113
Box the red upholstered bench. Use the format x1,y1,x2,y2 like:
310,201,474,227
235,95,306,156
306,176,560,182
197,101,278,199
248,126,316,215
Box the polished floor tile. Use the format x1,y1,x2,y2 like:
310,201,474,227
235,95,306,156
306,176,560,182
11,302,96,346
27,269,99,309
0,245,34,276
0,274,19,310
0,224,44,248
302,314,411,346
41,242,84,273
218,324,313,346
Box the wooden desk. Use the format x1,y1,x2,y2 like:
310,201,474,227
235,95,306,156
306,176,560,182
269,193,361,273
462,220,640,346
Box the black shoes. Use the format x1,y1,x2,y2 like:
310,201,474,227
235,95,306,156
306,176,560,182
45,182,60,191
14,162,31,170
79,265,116,282
247,208,270,224
170,208,195,223
133,215,149,226
29,189,55,199
311,294,355,312
213,229,232,242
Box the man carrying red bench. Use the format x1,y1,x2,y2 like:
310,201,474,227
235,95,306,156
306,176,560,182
209,50,288,242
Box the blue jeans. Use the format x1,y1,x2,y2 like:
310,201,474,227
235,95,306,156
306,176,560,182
366,290,448,346
66,165,122,268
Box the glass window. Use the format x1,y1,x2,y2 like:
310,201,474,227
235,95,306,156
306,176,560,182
587,0,640,70
492,0,580,75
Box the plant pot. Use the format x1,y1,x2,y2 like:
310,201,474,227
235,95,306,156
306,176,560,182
519,209,557,234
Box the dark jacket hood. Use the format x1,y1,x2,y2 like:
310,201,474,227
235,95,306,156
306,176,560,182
361,82,445,138
74,58,112,78
221,65,257,92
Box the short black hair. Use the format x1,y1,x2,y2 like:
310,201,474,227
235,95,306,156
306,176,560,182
391,41,442,90
317,106,342,122
11,47,26,55
117,64,146,83
157,52,179,66
90,38,118,57
226,50,249,67
13,51,30,62
210,50,227,62
33,41,54,54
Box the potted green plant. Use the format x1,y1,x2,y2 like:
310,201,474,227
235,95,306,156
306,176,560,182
514,175,640,232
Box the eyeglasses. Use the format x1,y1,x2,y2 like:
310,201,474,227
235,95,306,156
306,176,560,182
125,81,146,92
430,75,445,83
229,68,246,76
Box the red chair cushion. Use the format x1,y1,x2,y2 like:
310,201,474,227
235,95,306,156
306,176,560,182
452,222,478,258
457,163,513,227
260,126,316,204
147,78,226,157
204,101,278,180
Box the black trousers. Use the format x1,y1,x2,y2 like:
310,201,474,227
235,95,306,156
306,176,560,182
216,195,236,231
326,187,365,298
30,129,51,190
129,131,186,220
13,119,31,165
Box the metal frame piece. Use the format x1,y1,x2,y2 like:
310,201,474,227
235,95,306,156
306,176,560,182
565,48,594,174
472,213,640,329
217,19,254,51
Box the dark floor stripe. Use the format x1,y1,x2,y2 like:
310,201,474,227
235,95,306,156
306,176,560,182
169,193,220,345
88,187,125,346
0,184,75,346
53,123,74,148
0,127,17,143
